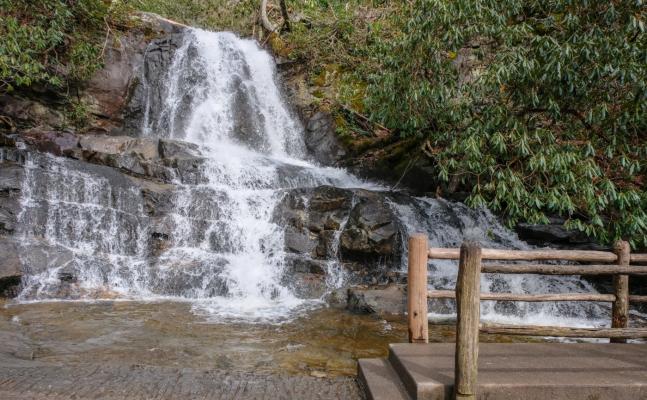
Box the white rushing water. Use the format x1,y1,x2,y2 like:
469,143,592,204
391,198,609,328
13,29,371,322
12,28,610,326
142,30,374,320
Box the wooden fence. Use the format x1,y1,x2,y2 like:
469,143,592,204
406,233,647,400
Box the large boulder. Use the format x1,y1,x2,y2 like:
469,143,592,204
274,186,354,260
274,186,403,288
70,134,166,177
10,130,205,184
78,134,159,158
20,130,79,156
0,96,64,130
0,238,21,297
516,218,604,250
159,139,199,159
347,284,406,315
340,190,401,263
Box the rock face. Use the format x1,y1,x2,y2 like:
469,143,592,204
304,112,346,166
122,32,186,135
2,14,406,301
516,219,605,250
0,14,186,136
0,162,22,235
83,14,186,135
6,130,204,183
0,124,207,295
0,159,23,296
273,186,403,298
0,239,21,297
0,130,408,300
274,186,353,258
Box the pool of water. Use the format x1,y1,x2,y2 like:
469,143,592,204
1,300,411,377
5,300,641,378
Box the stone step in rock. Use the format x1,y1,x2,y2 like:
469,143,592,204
358,358,411,400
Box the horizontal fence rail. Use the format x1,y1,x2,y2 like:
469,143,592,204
479,324,647,339
481,263,647,276
428,289,618,303
427,247,618,262
631,253,647,263
428,290,647,303
406,234,647,400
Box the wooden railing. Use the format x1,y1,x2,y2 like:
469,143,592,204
406,233,647,400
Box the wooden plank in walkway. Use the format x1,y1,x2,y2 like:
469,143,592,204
359,343,647,400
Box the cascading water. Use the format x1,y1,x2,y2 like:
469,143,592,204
15,152,152,300
140,30,375,320
12,28,609,326
391,197,609,327
14,29,369,322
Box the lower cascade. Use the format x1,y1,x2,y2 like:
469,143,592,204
7,28,608,326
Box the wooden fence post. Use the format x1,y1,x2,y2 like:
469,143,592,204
454,241,482,400
408,233,429,343
611,240,630,343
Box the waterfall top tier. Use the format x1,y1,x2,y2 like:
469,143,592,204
145,29,306,159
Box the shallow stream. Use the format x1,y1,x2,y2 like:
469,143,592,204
0,300,560,377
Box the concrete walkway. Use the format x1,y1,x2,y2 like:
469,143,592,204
359,343,647,400
0,357,364,400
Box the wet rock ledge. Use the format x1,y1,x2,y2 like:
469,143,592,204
0,128,408,303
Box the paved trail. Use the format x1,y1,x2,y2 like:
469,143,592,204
0,357,364,400
0,303,367,399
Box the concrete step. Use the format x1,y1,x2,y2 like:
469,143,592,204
358,358,411,400
386,342,647,400
388,344,450,400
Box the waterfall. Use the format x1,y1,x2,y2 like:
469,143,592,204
15,29,368,322
141,30,374,320
11,28,608,326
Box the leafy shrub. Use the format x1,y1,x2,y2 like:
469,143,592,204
0,0,131,94
366,0,646,247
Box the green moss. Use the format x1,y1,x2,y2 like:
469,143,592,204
312,89,326,99
312,71,328,88
268,34,291,58
65,99,92,130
